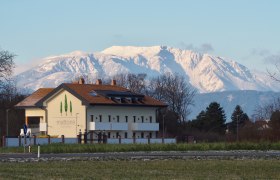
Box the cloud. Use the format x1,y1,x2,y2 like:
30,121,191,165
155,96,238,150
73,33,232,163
179,42,214,53
251,49,280,65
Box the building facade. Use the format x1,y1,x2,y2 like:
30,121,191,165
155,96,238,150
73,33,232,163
16,79,166,138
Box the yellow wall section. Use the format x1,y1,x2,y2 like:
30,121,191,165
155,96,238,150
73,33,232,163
46,89,86,137
26,108,45,118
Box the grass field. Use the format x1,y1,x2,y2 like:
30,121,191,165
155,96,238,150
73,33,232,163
0,159,280,179
2,142,280,153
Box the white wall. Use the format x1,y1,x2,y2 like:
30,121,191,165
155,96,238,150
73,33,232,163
46,89,86,137
87,106,158,138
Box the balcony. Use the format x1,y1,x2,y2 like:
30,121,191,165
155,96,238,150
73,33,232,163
89,122,128,131
130,123,159,131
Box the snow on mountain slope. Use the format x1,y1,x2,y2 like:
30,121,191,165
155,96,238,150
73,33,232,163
15,46,280,93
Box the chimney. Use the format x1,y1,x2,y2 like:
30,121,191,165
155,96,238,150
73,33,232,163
78,78,85,84
96,79,102,85
111,79,116,86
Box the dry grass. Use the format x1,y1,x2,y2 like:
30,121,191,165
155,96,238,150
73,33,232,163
0,159,280,179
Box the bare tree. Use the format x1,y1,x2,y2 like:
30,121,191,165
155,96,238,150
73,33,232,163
113,73,147,94
0,49,15,90
149,73,196,122
267,63,280,82
253,97,280,121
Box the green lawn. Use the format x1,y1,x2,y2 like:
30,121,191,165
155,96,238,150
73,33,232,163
0,159,279,179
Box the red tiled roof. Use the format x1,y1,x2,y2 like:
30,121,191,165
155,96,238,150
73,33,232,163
15,88,54,107
64,83,166,107
16,83,166,108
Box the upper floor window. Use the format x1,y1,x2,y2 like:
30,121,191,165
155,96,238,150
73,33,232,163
99,115,102,122
141,116,144,123
117,115,120,122
149,116,152,123
108,115,111,122
91,115,94,122
133,116,136,123
125,116,128,123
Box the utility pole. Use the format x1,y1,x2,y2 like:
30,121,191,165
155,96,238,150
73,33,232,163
163,114,165,139
76,113,79,135
6,109,10,137
236,115,239,142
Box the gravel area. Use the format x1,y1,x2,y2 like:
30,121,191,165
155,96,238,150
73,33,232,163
1,151,280,162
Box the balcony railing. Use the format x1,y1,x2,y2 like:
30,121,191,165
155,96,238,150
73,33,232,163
89,122,128,131
130,123,159,131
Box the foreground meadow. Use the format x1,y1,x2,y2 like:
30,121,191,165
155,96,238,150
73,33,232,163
0,159,280,179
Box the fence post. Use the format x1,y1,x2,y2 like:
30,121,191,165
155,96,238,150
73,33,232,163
133,135,136,144
18,136,21,147
47,135,51,144
61,135,65,144
77,135,81,144
33,135,36,145
118,135,121,144
90,131,93,144
2,136,6,147
84,129,87,144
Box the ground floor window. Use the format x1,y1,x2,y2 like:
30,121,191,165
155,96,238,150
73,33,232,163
125,132,127,138
141,132,144,138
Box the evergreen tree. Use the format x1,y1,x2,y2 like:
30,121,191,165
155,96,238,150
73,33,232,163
204,102,226,134
191,110,206,131
60,101,62,115
64,94,68,115
70,101,72,114
229,105,249,133
191,102,226,134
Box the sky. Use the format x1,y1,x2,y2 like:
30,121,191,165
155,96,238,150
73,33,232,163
0,0,280,74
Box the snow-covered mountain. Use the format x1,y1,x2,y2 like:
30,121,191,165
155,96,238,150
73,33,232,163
15,46,280,93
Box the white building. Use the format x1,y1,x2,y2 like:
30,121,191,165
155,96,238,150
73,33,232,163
16,79,167,138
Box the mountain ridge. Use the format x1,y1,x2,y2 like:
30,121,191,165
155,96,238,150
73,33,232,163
15,45,280,93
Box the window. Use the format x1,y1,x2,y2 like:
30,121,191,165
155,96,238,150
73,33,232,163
108,132,111,138
126,97,132,103
125,116,128,122
149,116,152,123
133,132,136,138
116,132,119,138
133,116,136,123
108,115,111,122
89,91,98,97
117,115,119,122
115,97,121,103
141,116,144,123
149,132,152,138
99,115,102,122
141,132,144,138
125,132,127,138
91,115,94,122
